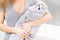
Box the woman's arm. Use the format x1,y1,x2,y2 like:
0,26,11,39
0,10,29,39
21,10,52,28
0,24,15,33
28,10,52,27
0,11,15,33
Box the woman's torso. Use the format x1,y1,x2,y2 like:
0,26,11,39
5,0,36,26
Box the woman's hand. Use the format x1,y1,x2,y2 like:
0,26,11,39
14,27,30,39
20,23,32,38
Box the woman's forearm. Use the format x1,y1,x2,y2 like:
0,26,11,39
0,23,15,34
28,10,52,27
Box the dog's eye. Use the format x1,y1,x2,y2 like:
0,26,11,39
38,6,40,10
37,5,40,10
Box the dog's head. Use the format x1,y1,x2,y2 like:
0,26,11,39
35,1,48,10
29,1,48,12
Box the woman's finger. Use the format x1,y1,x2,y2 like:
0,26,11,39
23,29,30,34
22,32,29,38
21,31,30,38
20,35,25,39
24,30,30,34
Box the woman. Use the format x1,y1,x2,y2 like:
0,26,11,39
0,0,52,40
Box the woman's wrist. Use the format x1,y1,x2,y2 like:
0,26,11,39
13,28,18,34
28,22,33,28
13,27,22,34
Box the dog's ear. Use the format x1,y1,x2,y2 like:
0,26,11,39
40,2,48,9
